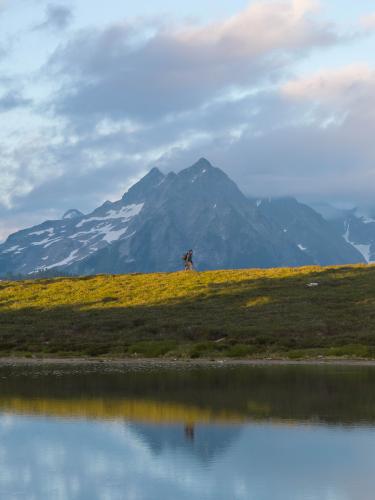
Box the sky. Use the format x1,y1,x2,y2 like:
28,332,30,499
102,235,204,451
2,416,375,499
0,0,375,240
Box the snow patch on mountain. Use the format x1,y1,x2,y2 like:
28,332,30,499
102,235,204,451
190,166,208,183
343,222,373,263
36,249,82,272
352,243,372,262
69,223,131,244
361,216,375,225
100,225,129,244
31,237,55,246
2,245,20,254
29,228,54,237
1,245,26,255
44,237,63,248
76,203,144,228
30,234,63,248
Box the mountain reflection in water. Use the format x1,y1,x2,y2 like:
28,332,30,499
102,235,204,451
131,423,241,463
1,363,375,499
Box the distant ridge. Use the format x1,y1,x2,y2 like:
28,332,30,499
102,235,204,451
63,209,84,220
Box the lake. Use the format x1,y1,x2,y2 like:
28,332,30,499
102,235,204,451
0,361,375,500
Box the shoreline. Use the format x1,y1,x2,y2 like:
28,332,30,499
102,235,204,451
2,357,375,367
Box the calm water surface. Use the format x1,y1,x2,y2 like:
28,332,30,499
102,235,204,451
0,362,375,500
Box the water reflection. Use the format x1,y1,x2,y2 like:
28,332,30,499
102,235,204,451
131,423,241,463
1,363,375,499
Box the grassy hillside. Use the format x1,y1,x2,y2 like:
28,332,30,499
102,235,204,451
1,264,375,359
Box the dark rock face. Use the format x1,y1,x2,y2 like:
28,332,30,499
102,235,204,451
0,159,365,276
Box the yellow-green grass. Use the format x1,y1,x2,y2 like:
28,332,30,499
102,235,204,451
1,264,375,359
0,397,246,424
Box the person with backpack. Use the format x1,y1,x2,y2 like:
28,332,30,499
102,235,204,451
182,249,194,271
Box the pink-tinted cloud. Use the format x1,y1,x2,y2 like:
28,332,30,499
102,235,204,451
361,11,375,31
282,64,375,104
48,0,340,122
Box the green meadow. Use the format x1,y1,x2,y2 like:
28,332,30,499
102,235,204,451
1,264,375,359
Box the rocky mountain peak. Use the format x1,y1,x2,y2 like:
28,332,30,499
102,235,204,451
145,166,164,181
62,209,84,220
178,158,230,184
122,166,165,203
181,157,215,176
193,157,213,169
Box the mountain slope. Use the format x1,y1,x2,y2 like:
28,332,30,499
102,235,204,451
328,211,375,264
313,204,375,264
256,197,364,265
0,158,364,276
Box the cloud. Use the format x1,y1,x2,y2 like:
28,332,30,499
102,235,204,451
361,12,375,31
0,90,32,112
282,64,375,104
159,64,375,203
34,3,73,31
279,64,375,140
0,1,373,240
47,0,340,123
3,60,375,239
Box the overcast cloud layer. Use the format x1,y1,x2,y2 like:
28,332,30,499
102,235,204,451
0,0,375,240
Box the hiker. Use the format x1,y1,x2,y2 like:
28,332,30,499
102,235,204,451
182,249,194,271
187,249,194,270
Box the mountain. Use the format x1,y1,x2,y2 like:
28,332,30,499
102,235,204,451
311,202,375,263
130,423,241,463
256,197,364,266
320,208,375,264
0,158,365,276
